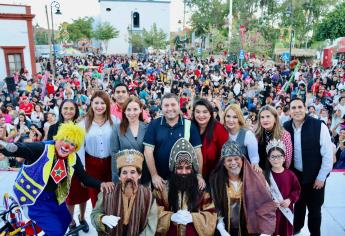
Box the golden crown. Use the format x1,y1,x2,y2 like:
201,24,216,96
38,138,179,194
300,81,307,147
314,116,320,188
116,149,144,171
266,139,286,154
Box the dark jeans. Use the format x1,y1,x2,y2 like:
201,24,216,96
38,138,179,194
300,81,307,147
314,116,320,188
293,174,325,236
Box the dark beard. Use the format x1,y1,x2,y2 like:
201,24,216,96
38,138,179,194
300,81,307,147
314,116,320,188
122,179,137,197
170,173,196,192
168,173,199,212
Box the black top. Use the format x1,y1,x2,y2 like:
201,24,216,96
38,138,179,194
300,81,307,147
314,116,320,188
284,115,323,184
47,122,61,140
1,142,101,192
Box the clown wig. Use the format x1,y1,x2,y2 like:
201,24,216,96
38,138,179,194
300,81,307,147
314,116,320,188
53,122,85,151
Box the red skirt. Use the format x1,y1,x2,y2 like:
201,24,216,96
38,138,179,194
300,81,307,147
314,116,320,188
85,153,112,207
66,174,90,205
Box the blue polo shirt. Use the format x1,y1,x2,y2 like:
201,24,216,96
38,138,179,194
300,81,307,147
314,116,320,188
143,116,202,180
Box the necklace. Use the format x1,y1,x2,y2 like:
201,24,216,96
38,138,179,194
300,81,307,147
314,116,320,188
93,117,106,126
264,130,272,143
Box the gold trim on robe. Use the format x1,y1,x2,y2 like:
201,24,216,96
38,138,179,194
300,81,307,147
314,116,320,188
154,183,217,236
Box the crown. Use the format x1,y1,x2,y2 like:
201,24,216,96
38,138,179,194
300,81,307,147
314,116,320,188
169,138,199,172
266,139,286,154
116,149,144,171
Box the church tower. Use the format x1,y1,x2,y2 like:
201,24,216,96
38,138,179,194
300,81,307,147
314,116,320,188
99,0,171,54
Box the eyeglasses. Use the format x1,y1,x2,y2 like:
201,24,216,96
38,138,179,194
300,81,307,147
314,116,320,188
268,155,284,161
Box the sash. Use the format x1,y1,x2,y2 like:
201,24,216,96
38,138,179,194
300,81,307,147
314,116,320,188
184,119,191,141
269,172,294,225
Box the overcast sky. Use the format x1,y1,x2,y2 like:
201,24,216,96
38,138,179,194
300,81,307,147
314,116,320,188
2,0,188,31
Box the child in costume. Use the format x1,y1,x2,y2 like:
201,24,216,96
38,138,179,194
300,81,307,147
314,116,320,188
265,139,301,236
0,122,114,236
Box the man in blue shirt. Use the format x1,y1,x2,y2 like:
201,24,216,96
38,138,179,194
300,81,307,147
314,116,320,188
143,93,205,191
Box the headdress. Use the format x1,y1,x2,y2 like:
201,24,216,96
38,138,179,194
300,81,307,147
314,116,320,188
221,140,243,159
169,138,199,172
53,122,85,151
266,139,286,154
116,149,144,171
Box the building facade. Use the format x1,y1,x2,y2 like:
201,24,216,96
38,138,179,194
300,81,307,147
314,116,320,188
0,4,36,80
99,0,170,54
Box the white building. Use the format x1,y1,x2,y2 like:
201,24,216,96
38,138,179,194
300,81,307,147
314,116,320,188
99,0,171,54
0,4,36,80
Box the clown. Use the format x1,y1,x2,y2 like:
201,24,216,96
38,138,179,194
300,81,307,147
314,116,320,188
0,122,114,236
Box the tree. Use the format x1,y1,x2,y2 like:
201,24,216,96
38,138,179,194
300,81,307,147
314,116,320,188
57,22,70,44
128,32,145,53
187,0,228,37
209,27,227,52
34,30,49,45
314,2,345,41
64,17,94,44
275,0,339,48
142,23,167,49
94,22,119,53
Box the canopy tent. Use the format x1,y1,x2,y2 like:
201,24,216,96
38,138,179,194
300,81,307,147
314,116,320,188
57,47,82,57
274,48,317,58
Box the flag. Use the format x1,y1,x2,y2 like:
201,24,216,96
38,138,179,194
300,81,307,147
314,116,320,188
50,159,67,184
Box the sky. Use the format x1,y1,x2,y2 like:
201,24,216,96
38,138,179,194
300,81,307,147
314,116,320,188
1,0,188,31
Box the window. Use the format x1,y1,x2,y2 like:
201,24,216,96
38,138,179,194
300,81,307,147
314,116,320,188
1,46,24,76
133,12,140,28
8,54,22,75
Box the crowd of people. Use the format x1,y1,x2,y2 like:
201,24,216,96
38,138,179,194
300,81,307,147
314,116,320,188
0,51,344,236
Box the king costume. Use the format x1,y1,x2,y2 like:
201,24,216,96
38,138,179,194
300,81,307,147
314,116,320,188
0,122,105,236
154,138,217,236
210,140,277,236
91,149,158,236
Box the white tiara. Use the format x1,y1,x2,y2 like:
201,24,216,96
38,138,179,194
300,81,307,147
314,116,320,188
266,139,286,154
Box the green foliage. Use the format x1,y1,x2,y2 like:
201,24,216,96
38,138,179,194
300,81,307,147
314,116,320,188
186,0,340,57
209,27,227,52
128,32,145,53
245,30,273,56
94,22,119,53
94,22,119,41
277,0,339,47
314,2,345,41
142,23,168,49
65,17,94,43
187,0,228,36
34,30,49,45
57,22,69,44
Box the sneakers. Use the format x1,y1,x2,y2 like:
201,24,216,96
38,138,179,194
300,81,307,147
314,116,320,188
78,215,89,233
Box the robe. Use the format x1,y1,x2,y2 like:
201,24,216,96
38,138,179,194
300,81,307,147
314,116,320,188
213,158,277,236
154,183,217,236
91,183,158,236
271,169,301,236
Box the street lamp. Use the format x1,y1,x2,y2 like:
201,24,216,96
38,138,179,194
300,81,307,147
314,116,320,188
50,1,61,75
286,3,293,69
228,0,233,53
